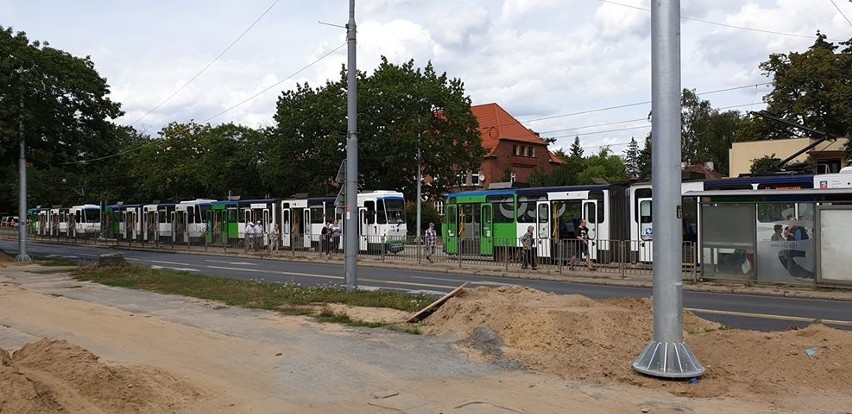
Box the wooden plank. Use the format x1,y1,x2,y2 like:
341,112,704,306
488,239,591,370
406,282,469,323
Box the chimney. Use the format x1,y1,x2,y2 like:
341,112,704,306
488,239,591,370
704,161,715,171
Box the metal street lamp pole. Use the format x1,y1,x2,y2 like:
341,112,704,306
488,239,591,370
632,0,702,378
16,96,31,262
344,0,358,292
416,146,422,264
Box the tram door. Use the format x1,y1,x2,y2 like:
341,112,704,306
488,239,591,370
144,210,157,242
281,208,291,248
637,198,653,262
303,209,312,249
129,210,137,241
172,211,187,243
445,205,457,254
536,201,550,258
207,210,224,245
582,200,599,260
480,204,493,256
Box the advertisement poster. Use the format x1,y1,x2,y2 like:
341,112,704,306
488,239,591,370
756,239,814,284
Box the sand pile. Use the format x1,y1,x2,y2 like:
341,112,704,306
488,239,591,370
0,339,200,414
423,285,852,400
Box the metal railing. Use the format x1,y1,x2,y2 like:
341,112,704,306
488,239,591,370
7,225,838,288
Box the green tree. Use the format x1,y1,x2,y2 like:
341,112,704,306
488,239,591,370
759,32,852,157
576,147,627,184
268,57,484,200
0,26,123,212
405,201,442,237
750,154,781,175
569,136,584,158
122,122,264,201
623,137,640,178
637,134,652,180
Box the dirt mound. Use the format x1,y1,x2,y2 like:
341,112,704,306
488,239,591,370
422,286,852,402
1,339,201,414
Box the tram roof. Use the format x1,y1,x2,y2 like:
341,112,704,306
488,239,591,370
516,184,610,195
684,188,852,198
446,189,517,198
703,174,814,189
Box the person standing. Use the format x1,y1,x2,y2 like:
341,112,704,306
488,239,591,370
320,221,331,256
577,219,595,271
331,219,342,254
269,224,280,254
424,222,437,263
520,225,537,270
254,220,264,251
244,221,255,251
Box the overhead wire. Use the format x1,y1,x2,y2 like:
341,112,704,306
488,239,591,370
127,0,281,128
58,42,347,166
523,82,772,126
828,0,852,27
596,0,845,41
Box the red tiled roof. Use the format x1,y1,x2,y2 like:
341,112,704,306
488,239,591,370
471,103,549,156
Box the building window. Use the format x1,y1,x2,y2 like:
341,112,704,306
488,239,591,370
434,201,444,216
471,171,482,186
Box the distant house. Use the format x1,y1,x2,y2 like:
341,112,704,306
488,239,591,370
728,137,848,177
450,103,561,191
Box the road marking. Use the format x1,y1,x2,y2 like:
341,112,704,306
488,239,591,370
469,280,515,286
687,307,852,327
151,265,200,272
149,260,195,266
204,260,256,266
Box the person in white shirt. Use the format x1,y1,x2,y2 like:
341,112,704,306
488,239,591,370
245,221,256,251
254,220,264,250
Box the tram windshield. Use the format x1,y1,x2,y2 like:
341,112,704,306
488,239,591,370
380,198,406,224
83,208,100,223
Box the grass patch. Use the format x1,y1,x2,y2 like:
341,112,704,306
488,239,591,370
36,258,79,267
71,265,435,317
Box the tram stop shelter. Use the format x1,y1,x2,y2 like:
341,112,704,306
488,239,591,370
684,188,852,287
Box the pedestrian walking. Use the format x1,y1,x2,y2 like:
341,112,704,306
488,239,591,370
520,225,538,270
424,222,437,263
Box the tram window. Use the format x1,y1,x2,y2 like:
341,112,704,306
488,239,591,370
757,203,795,223
309,206,324,224
487,196,514,223
634,188,651,222
227,208,239,222
538,203,549,223
364,201,376,224
376,200,387,224
464,205,480,224
639,200,652,223
517,197,541,223
158,211,167,223
585,202,597,223
84,209,99,223
589,190,605,223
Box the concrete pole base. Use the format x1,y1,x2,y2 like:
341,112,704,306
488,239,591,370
632,340,705,379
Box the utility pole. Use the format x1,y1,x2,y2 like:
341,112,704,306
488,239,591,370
344,0,358,292
632,0,702,378
17,96,31,262
416,146,422,264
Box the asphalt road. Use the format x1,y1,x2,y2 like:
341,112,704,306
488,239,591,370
3,240,851,332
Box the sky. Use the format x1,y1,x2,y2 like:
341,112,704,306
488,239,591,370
2,0,852,156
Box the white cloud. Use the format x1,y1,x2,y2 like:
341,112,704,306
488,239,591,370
3,0,849,155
